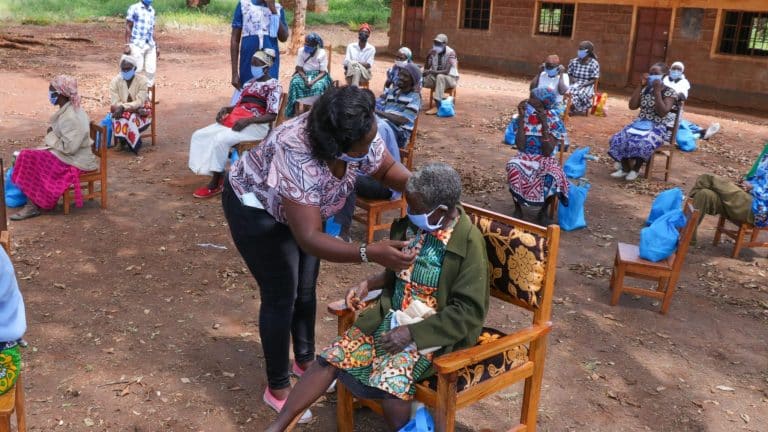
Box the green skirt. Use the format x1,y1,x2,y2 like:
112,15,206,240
285,70,333,118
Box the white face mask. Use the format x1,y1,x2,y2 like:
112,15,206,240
394,60,408,68
433,44,445,53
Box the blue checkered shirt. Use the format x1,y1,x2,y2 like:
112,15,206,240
127,2,156,49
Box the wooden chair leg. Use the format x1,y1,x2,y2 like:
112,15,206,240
610,261,625,306
644,154,654,179
336,382,355,432
733,224,747,258
428,88,434,109
520,339,548,432
664,152,672,182
88,181,94,199
434,372,457,432
660,275,678,314
62,190,71,215
0,413,9,432
15,374,25,432
100,179,108,209
713,216,726,246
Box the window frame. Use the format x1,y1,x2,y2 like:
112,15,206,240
717,10,768,57
460,0,492,31
536,1,576,38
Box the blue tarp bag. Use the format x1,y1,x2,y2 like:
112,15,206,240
4,167,27,208
436,97,455,118
325,215,341,237
399,407,434,432
675,120,697,152
503,115,518,146
646,188,684,226
558,181,590,231
639,209,687,262
96,113,113,149
563,147,591,179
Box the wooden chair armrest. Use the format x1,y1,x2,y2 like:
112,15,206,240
432,323,552,374
326,289,383,316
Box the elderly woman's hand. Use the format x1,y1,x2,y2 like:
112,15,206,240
345,280,369,311
216,107,230,123
367,240,417,271
231,118,252,132
381,326,413,354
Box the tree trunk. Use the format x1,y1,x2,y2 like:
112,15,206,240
288,0,307,55
186,0,210,7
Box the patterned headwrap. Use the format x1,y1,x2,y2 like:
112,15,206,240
253,48,276,67
398,47,413,60
50,75,81,110
306,32,324,49
531,87,558,110
359,23,372,34
119,54,138,68
402,63,422,92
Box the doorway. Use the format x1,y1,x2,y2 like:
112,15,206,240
403,0,425,58
629,7,672,85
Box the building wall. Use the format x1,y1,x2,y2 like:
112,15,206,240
388,0,768,110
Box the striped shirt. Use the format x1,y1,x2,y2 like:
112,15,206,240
379,87,421,140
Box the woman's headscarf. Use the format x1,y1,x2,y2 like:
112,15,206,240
398,47,413,61
402,63,422,92
50,75,81,110
531,87,558,110
120,54,138,68
580,40,598,60
359,23,372,34
253,48,276,68
671,61,685,72
306,32,324,49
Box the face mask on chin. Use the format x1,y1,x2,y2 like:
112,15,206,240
337,152,368,164
407,205,447,232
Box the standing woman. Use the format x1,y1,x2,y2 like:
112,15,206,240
567,41,600,115
285,32,332,118
222,86,415,421
11,75,98,220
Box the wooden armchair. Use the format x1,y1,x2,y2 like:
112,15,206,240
609,199,699,314
233,92,288,156
63,122,108,215
329,203,561,432
352,116,419,243
0,159,9,254
644,101,684,182
713,215,768,258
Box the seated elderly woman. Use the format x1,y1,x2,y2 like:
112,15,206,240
383,46,414,91
566,41,600,115
608,62,677,181
11,75,98,221
188,49,281,199
689,151,768,242
284,32,332,118
110,54,150,154
662,61,720,142
506,87,570,225
265,162,490,432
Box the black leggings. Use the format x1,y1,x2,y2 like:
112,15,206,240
221,179,320,389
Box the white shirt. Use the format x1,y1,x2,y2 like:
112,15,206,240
296,48,328,72
344,42,376,68
536,71,570,104
663,74,691,99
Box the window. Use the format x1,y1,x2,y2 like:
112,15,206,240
462,0,491,30
407,0,424,6
537,2,575,37
719,11,768,57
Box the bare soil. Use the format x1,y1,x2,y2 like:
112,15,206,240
0,21,766,432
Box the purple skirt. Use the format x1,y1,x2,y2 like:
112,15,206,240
608,123,666,162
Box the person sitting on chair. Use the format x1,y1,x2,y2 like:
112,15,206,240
188,49,282,199
607,63,676,181
530,54,569,115
383,46,414,91
0,246,27,398
110,54,151,154
264,162,490,432
505,87,570,225
566,41,599,116
423,34,459,115
689,151,768,242
343,23,375,88
285,32,332,118
11,75,98,221
662,61,720,142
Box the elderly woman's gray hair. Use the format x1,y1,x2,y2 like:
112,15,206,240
405,162,462,209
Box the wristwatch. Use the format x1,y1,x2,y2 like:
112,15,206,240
359,243,369,263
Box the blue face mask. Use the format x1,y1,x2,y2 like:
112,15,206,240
337,152,368,164
647,74,662,85
303,45,316,55
251,66,266,80
407,205,447,232
669,70,682,80
48,91,58,105
121,69,135,80
577,49,588,59
545,67,559,78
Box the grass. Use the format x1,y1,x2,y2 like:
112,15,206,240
0,0,390,28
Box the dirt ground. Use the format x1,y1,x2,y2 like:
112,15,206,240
0,20,766,432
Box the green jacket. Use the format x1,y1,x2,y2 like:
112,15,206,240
355,206,490,356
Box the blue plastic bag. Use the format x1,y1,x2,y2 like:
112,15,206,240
503,115,518,146
399,407,434,432
563,147,591,179
639,209,687,262
558,181,589,231
96,113,113,150
675,121,697,152
436,97,455,118
324,215,341,237
646,188,684,226
4,167,27,208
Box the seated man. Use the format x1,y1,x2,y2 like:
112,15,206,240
285,32,332,118
423,33,459,115
689,150,768,242
530,54,569,115
110,54,151,154
343,23,376,88
265,163,490,432
188,49,281,198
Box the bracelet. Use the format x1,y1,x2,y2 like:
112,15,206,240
359,243,369,263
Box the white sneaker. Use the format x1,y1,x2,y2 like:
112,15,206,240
703,122,720,140
613,161,621,170
610,169,628,178
625,171,639,181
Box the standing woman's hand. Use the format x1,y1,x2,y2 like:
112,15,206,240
366,240,417,271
